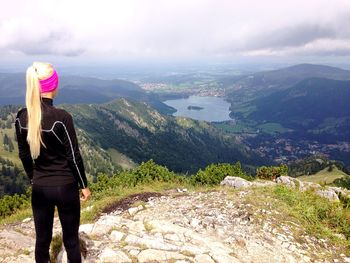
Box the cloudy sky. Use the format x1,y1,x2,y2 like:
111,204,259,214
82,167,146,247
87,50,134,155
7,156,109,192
1,0,350,65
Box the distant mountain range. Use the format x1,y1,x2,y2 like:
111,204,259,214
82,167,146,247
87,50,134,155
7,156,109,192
248,77,350,138
223,64,350,169
223,64,350,104
226,64,350,137
0,73,175,114
225,63,350,92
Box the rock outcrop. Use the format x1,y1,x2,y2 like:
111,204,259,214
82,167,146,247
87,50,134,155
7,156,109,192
275,176,350,201
1,180,350,262
220,176,252,188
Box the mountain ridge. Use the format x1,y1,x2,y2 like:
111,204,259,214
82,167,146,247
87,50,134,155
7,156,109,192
61,98,263,173
224,63,350,103
0,73,175,114
248,77,350,135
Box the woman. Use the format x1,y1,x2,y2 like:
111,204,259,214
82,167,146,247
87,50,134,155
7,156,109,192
15,62,91,263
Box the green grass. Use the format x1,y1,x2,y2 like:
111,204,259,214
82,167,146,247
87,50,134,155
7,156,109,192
50,234,63,263
214,120,290,135
242,185,350,256
257,122,290,134
298,166,347,185
0,207,32,225
213,120,256,134
273,186,350,242
233,104,257,118
107,148,136,170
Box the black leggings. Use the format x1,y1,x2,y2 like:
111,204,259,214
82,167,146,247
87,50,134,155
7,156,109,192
32,182,81,263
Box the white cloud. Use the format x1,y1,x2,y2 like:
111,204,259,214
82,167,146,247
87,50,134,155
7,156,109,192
1,0,350,61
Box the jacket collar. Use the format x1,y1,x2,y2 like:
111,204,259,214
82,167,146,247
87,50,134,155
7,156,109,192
41,97,53,106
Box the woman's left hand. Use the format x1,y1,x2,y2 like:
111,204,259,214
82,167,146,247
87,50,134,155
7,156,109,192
80,187,91,202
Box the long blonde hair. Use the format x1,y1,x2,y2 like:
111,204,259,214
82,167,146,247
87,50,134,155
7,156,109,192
26,62,54,159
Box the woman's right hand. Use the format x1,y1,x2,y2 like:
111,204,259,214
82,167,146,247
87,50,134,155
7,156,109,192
80,187,91,202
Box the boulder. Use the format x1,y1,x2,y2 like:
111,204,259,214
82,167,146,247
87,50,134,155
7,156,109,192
220,176,252,189
79,224,94,234
276,176,302,189
328,186,350,196
316,189,339,201
97,247,131,263
91,215,122,236
110,230,124,242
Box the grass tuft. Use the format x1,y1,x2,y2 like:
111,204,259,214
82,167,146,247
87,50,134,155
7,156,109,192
50,234,63,263
273,185,350,241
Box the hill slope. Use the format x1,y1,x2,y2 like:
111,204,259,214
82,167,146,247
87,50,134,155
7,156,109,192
298,166,347,185
62,98,262,173
0,105,122,193
247,78,350,139
0,98,263,195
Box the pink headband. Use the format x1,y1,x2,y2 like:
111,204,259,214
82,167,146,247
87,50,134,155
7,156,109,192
39,69,59,93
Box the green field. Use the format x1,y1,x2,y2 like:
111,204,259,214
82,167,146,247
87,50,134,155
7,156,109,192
232,104,257,118
257,122,291,135
214,121,290,135
298,166,347,185
107,148,136,170
214,120,256,134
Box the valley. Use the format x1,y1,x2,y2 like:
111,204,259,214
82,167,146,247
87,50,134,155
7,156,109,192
1,62,350,198
135,64,350,170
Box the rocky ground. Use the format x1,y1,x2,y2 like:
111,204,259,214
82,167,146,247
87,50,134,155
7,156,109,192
1,178,350,263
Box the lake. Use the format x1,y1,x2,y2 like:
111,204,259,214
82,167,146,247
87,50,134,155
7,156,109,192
163,96,232,122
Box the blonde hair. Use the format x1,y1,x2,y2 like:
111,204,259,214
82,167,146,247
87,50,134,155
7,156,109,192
26,62,54,159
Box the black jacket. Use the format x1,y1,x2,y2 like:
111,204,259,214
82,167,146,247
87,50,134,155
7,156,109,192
15,98,88,189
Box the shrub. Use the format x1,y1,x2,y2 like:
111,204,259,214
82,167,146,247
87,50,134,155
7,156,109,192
88,159,185,198
338,192,350,209
131,159,179,184
190,162,249,186
334,176,350,190
256,164,288,180
50,234,63,263
0,191,30,218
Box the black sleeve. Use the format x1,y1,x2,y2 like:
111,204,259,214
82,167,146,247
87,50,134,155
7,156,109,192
15,112,34,183
61,113,88,189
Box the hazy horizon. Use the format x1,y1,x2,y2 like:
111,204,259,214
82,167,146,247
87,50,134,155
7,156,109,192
2,0,350,69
